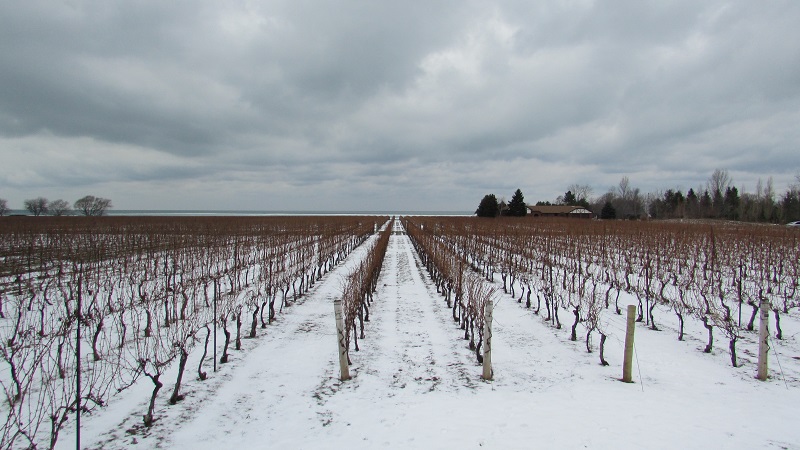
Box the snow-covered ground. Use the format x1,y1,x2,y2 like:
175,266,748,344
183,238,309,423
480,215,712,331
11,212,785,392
61,221,800,449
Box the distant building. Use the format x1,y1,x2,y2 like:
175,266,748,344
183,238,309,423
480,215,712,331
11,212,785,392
527,205,594,218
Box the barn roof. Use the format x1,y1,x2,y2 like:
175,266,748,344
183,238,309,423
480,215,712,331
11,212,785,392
527,205,593,215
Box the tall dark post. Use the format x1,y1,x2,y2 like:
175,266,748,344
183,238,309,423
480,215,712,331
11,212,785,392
76,269,82,450
213,278,218,373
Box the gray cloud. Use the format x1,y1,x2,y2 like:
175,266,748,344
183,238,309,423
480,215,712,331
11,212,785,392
1,0,799,212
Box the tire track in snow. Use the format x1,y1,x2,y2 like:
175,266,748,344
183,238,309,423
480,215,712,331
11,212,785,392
354,228,478,395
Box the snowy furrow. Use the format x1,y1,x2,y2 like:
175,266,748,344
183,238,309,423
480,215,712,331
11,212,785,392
350,227,479,393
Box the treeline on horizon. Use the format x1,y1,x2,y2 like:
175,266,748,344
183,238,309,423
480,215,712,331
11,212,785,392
482,169,800,224
0,195,112,217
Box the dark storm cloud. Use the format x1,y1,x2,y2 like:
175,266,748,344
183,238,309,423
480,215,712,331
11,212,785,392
1,0,799,210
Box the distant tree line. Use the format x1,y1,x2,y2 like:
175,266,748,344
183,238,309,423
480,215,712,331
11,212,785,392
600,170,800,223
0,195,113,217
476,169,800,224
644,171,800,223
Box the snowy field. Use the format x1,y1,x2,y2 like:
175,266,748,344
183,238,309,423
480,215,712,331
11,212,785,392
60,221,800,449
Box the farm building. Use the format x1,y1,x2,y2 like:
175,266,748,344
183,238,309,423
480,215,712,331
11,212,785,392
527,205,594,218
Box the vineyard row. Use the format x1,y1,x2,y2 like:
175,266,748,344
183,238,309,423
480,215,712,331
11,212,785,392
0,216,389,450
402,217,799,368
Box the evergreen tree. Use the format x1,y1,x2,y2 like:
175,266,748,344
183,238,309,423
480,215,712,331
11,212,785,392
561,190,577,205
782,189,800,222
723,186,740,220
672,190,686,218
648,194,666,219
600,202,616,219
686,188,699,219
508,189,527,217
476,194,500,218
700,190,713,218
665,189,685,218
711,189,724,218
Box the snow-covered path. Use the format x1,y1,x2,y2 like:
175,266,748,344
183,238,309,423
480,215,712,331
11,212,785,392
165,287,343,448
352,223,478,393
62,222,800,450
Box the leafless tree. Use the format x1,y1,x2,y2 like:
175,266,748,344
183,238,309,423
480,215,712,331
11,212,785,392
707,168,732,196
567,183,593,203
24,197,49,216
613,177,644,219
48,199,72,216
74,195,113,216
0,198,9,216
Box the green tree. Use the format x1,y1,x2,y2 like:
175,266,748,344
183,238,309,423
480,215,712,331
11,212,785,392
699,190,713,218
561,190,577,205
600,202,616,219
723,186,740,220
508,189,527,217
685,188,699,219
476,194,500,218
781,188,800,222
648,193,666,219
666,189,685,218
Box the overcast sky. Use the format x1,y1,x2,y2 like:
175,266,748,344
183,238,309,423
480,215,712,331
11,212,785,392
1,1,799,212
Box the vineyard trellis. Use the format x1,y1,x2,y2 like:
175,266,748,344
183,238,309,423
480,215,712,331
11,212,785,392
401,217,799,370
403,218,498,366
2,214,797,448
338,218,393,368
0,215,388,450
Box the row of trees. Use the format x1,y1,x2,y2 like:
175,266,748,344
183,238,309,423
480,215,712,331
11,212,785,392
645,173,800,223
476,189,527,217
0,216,387,449
403,217,798,370
0,195,112,217
499,170,800,223
568,170,800,223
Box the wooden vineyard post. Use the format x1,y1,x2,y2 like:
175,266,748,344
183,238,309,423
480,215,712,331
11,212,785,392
483,300,493,380
622,304,636,383
757,297,770,381
334,298,350,381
